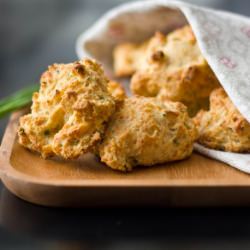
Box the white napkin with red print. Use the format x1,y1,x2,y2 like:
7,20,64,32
76,0,250,174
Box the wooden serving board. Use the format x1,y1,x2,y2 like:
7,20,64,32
1,109,250,207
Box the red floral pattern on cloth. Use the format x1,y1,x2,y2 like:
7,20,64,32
220,57,237,69
108,22,125,38
241,26,250,38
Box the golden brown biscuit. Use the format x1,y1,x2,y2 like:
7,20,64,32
113,41,148,77
129,26,220,116
107,81,126,101
194,88,250,152
18,59,116,159
98,96,197,172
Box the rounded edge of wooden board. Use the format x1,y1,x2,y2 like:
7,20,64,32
2,175,250,207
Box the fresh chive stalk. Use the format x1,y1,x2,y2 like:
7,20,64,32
0,84,39,119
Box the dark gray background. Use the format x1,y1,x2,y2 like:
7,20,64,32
1,0,250,249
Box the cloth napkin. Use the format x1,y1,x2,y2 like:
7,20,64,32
76,0,250,173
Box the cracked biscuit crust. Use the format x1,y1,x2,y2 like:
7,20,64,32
194,88,250,152
98,96,197,172
18,59,116,159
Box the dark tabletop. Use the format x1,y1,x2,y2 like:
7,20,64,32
1,185,250,250
1,0,250,249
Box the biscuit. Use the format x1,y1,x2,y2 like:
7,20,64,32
18,59,116,159
194,88,250,152
98,96,197,171
128,26,220,116
113,40,148,77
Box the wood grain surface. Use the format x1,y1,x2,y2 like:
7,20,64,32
1,110,250,207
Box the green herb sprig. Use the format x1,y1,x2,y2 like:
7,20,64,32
0,84,39,119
